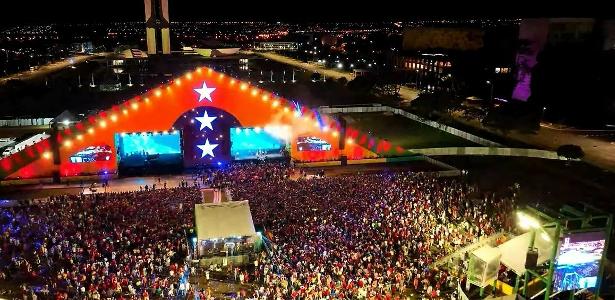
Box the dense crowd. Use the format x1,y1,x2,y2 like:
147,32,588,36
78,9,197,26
1,187,200,299
1,162,515,299
213,163,515,299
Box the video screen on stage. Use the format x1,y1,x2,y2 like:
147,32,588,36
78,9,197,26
230,127,286,160
297,136,332,151
553,231,606,293
114,131,183,169
69,145,112,163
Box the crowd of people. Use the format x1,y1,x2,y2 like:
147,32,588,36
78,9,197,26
1,162,516,299
212,162,515,299
1,187,200,299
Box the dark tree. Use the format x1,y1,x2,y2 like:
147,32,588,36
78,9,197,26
557,144,584,160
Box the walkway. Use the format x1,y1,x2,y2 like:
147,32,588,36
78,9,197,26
449,112,615,172
249,51,420,101
0,53,111,85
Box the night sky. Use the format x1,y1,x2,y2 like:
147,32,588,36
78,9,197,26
1,1,613,26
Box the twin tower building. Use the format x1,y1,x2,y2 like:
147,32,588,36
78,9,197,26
144,0,171,55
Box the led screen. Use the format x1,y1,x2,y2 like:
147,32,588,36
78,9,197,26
114,131,183,169
297,136,331,151
230,127,286,160
553,231,606,293
69,145,112,163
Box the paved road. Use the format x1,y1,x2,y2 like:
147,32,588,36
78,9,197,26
450,112,615,172
250,51,420,101
0,53,110,84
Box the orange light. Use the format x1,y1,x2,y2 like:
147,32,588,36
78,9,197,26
64,140,72,147
185,72,192,80
122,109,128,115
166,86,171,92
272,100,279,108
110,114,118,122
88,128,95,135
218,73,224,79
175,79,181,86
262,95,269,101
99,120,107,128
196,67,202,73
131,102,138,110
230,79,236,85
207,68,213,74
251,89,258,96
332,131,339,137
346,138,354,145
155,90,162,97
144,97,150,103
313,121,320,127
240,83,248,91
76,134,83,141
42,152,51,159
283,107,289,113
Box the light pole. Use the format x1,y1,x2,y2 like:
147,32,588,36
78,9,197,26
486,80,494,106
541,106,547,121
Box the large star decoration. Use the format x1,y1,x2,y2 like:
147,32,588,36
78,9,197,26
194,82,216,102
195,111,217,131
197,139,219,158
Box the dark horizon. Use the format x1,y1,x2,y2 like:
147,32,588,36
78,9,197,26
2,0,615,26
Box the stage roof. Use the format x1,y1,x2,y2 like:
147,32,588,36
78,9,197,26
194,200,256,240
497,228,555,275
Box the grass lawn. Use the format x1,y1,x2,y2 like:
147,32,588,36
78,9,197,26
339,112,480,149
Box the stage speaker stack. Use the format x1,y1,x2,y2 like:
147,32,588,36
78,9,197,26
525,249,538,269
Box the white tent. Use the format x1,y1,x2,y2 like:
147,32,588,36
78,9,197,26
469,245,502,287
194,200,257,240
497,228,556,275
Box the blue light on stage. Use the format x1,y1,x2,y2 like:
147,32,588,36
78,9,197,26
119,132,181,155
230,127,287,160
115,131,183,169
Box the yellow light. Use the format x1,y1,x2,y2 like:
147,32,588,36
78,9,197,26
144,97,150,103
175,79,181,86
332,131,339,137
131,102,138,110
122,109,128,115
196,67,202,73
110,114,117,122
240,83,248,91
64,140,72,147
155,90,162,97
76,134,83,141
88,128,95,135
262,95,269,101
166,86,171,92
283,107,289,113
219,73,224,79
272,100,279,108
346,138,354,145
207,68,213,74
251,89,258,96
185,72,192,80
303,116,310,122
99,120,107,128
313,121,320,127
230,79,236,85
42,152,51,159
517,211,541,229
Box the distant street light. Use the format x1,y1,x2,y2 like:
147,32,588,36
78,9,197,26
486,80,494,105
